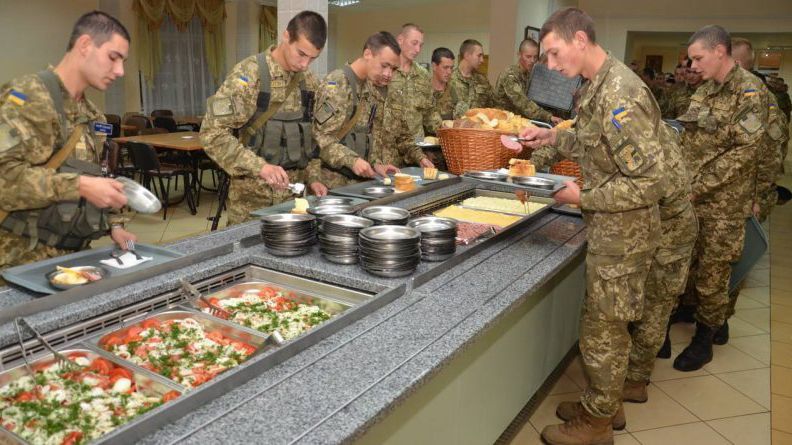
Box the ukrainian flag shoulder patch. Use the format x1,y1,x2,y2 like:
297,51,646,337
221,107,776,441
744,88,757,98
7,90,27,106
611,106,627,130
236,76,250,87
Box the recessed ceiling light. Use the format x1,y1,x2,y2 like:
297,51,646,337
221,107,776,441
329,0,359,6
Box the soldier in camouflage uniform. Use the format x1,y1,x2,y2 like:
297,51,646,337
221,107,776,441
665,60,704,119
520,9,666,444
313,32,432,190
429,47,455,124
200,12,328,226
672,26,769,372
449,39,494,118
0,11,135,275
493,38,559,124
387,24,438,141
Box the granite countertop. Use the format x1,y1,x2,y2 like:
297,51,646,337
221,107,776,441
0,180,587,444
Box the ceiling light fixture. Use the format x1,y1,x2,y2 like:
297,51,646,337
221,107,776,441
329,0,359,6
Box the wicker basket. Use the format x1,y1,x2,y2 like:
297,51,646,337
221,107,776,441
550,160,584,187
437,128,529,175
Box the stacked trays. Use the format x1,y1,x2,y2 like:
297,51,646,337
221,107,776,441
307,204,356,218
359,206,411,226
358,225,422,278
318,214,374,264
260,213,317,256
407,216,457,261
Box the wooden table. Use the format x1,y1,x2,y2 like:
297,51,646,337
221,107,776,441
175,115,203,127
120,124,136,136
113,132,204,214
114,132,203,151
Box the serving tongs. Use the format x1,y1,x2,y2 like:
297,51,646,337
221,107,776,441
14,317,80,373
515,189,531,214
178,279,286,352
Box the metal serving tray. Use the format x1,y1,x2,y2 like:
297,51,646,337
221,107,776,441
329,167,456,200
249,195,367,218
462,171,576,197
89,310,271,388
552,203,583,217
2,244,184,295
0,348,183,445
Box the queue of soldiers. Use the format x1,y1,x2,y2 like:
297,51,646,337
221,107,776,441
0,7,787,445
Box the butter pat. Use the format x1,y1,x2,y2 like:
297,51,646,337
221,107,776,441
292,198,309,214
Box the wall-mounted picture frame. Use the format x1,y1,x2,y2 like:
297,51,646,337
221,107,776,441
524,25,540,43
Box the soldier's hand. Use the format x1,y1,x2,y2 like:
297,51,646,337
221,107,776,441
553,181,581,206
259,164,290,190
374,164,399,178
310,182,328,197
110,227,137,250
352,158,376,178
78,176,127,209
550,116,564,125
519,127,556,148
419,158,435,169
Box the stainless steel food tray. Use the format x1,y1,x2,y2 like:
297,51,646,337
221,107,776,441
2,244,184,295
0,348,183,445
329,167,456,200
461,171,576,197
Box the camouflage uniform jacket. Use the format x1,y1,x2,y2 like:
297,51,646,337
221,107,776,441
0,69,121,231
657,124,698,254
531,55,664,256
494,64,552,122
757,98,789,197
665,83,699,119
430,85,454,131
200,47,322,184
678,64,769,219
449,65,494,118
387,63,439,140
313,66,425,173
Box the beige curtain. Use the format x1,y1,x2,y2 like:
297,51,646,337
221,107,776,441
259,6,277,52
134,0,226,83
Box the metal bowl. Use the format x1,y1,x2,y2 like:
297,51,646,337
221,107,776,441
307,204,355,217
359,206,410,222
47,266,108,290
317,197,353,206
466,171,508,181
359,225,420,242
321,214,374,229
407,216,457,233
115,176,162,214
261,213,316,224
364,186,394,197
510,176,556,189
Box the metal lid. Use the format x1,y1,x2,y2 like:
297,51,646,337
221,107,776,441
115,176,162,214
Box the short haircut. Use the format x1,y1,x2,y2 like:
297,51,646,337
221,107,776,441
539,7,596,44
688,25,731,55
364,31,401,56
286,11,327,50
67,10,130,51
459,39,483,59
519,38,539,53
642,66,656,80
431,47,455,64
732,37,753,55
400,23,424,36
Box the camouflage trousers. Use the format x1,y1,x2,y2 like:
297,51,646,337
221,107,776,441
225,169,305,227
684,218,747,328
580,251,653,418
0,230,73,280
627,243,695,382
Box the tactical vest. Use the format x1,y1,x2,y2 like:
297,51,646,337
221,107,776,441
0,70,110,251
334,65,376,178
240,52,316,170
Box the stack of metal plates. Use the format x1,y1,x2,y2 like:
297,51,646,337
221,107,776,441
318,214,374,265
358,225,422,278
359,206,410,226
407,216,457,262
307,204,356,218
260,214,317,257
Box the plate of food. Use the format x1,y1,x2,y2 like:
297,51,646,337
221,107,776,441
46,265,108,290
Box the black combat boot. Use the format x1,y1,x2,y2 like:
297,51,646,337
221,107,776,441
673,322,716,372
712,321,729,345
656,321,672,359
670,305,696,324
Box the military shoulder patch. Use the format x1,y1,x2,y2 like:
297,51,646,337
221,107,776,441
611,107,627,130
0,123,21,153
614,139,646,173
743,88,757,98
326,81,337,90
208,96,235,117
314,101,336,125
236,76,250,87
7,90,27,106
738,111,762,134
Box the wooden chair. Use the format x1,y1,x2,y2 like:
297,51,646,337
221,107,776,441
150,109,174,118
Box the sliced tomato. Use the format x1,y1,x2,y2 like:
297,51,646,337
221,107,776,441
61,431,83,445
258,287,277,298
109,367,133,381
14,391,35,402
125,326,145,342
141,318,161,330
102,335,124,347
208,297,221,306
83,372,111,389
66,352,88,360
87,358,113,375
231,341,256,355
205,331,227,345
162,390,180,402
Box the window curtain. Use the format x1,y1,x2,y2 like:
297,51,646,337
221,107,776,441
133,0,226,84
141,15,216,115
259,6,277,52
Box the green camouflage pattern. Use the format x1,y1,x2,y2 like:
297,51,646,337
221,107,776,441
755,100,789,221
432,86,454,124
448,65,494,118
0,69,113,271
493,64,552,121
665,83,699,119
387,63,438,140
200,47,321,227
